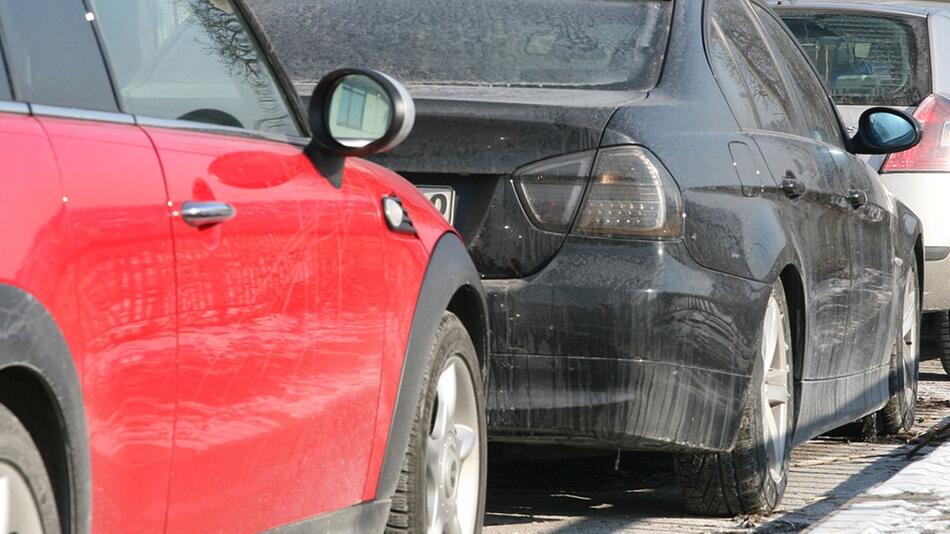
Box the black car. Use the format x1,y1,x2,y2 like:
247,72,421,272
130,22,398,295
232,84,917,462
252,0,924,514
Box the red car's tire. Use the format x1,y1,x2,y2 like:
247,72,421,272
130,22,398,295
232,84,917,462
0,403,61,534
386,312,486,534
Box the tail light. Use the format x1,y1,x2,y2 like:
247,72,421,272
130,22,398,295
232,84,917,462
882,94,950,173
513,150,595,233
573,146,683,239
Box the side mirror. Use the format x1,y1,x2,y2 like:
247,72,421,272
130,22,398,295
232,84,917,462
306,68,415,184
850,108,922,155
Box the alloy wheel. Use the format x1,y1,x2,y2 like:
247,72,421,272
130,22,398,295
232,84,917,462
901,273,919,413
761,293,790,482
0,461,43,534
425,356,480,534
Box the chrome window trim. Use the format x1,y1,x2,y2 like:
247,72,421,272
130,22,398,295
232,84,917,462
10,101,313,146
30,104,134,125
134,115,309,146
0,101,30,115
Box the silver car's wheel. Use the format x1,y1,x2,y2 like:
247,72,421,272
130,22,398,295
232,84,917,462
761,293,790,483
425,357,480,534
0,462,44,534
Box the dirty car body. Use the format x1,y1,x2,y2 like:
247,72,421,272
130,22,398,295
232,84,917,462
256,0,921,453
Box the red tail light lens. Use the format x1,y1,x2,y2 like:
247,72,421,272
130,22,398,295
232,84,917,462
882,94,950,173
513,150,596,233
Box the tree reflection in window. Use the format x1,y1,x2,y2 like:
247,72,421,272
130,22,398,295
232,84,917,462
89,0,300,136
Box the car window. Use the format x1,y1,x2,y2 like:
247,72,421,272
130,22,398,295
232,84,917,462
754,5,844,147
249,0,673,90
707,0,796,135
706,15,759,130
779,10,931,106
0,0,118,111
89,0,301,136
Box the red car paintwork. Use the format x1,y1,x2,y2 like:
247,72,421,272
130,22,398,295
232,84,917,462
2,111,453,532
38,116,178,533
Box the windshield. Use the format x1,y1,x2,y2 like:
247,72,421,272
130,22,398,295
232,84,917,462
779,10,931,106
249,0,673,89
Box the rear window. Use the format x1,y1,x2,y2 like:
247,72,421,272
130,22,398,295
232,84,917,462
778,10,931,106
249,0,673,89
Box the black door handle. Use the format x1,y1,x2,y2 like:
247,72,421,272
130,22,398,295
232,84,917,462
780,176,806,199
847,190,868,209
181,201,237,227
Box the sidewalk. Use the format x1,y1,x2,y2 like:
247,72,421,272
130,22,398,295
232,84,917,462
810,439,950,533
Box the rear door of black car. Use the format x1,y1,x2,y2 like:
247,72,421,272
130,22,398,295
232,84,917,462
707,0,853,382
753,4,896,379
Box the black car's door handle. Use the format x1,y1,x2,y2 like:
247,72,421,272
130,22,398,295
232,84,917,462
181,201,237,227
847,190,868,209
780,176,806,199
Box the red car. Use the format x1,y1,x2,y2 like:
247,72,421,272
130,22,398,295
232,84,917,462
0,1,487,533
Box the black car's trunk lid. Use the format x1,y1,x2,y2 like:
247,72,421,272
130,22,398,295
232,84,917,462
370,85,646,278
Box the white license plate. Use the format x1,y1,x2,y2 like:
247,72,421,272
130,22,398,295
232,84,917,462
418,186,457,225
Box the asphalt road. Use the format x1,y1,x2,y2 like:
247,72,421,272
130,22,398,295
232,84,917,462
484,360,950,533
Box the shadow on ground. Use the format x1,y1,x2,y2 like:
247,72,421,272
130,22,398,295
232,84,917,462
485,447,741,533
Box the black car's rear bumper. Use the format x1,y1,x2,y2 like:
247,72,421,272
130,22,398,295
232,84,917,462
483,237,771,453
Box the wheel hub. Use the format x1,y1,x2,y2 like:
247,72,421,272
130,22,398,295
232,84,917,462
440,431,461,499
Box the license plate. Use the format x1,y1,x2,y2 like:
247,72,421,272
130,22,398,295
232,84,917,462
418,186,457,225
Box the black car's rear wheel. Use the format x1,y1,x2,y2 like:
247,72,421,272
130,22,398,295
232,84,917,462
881,263,920,434
674,279,794,516
0,403,60,534
386,312,486,534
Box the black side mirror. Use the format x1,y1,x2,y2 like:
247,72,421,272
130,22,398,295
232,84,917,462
850,108,922,155
305,68,416,185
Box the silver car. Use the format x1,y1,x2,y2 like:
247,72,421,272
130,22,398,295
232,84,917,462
775,0,950,373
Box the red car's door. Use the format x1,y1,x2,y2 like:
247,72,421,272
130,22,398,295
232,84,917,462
87,0,388,530
149,129,386,531
0,0,178,530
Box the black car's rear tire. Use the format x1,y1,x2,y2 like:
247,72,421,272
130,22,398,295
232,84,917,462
386,312,486,534
880,263,920,434
674,279,794,516
0,403,61,534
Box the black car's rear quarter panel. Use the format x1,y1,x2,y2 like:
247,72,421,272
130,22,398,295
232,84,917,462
485,238,770,452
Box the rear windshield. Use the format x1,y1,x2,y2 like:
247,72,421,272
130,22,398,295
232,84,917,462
249,0,673,89
778,10,931,106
